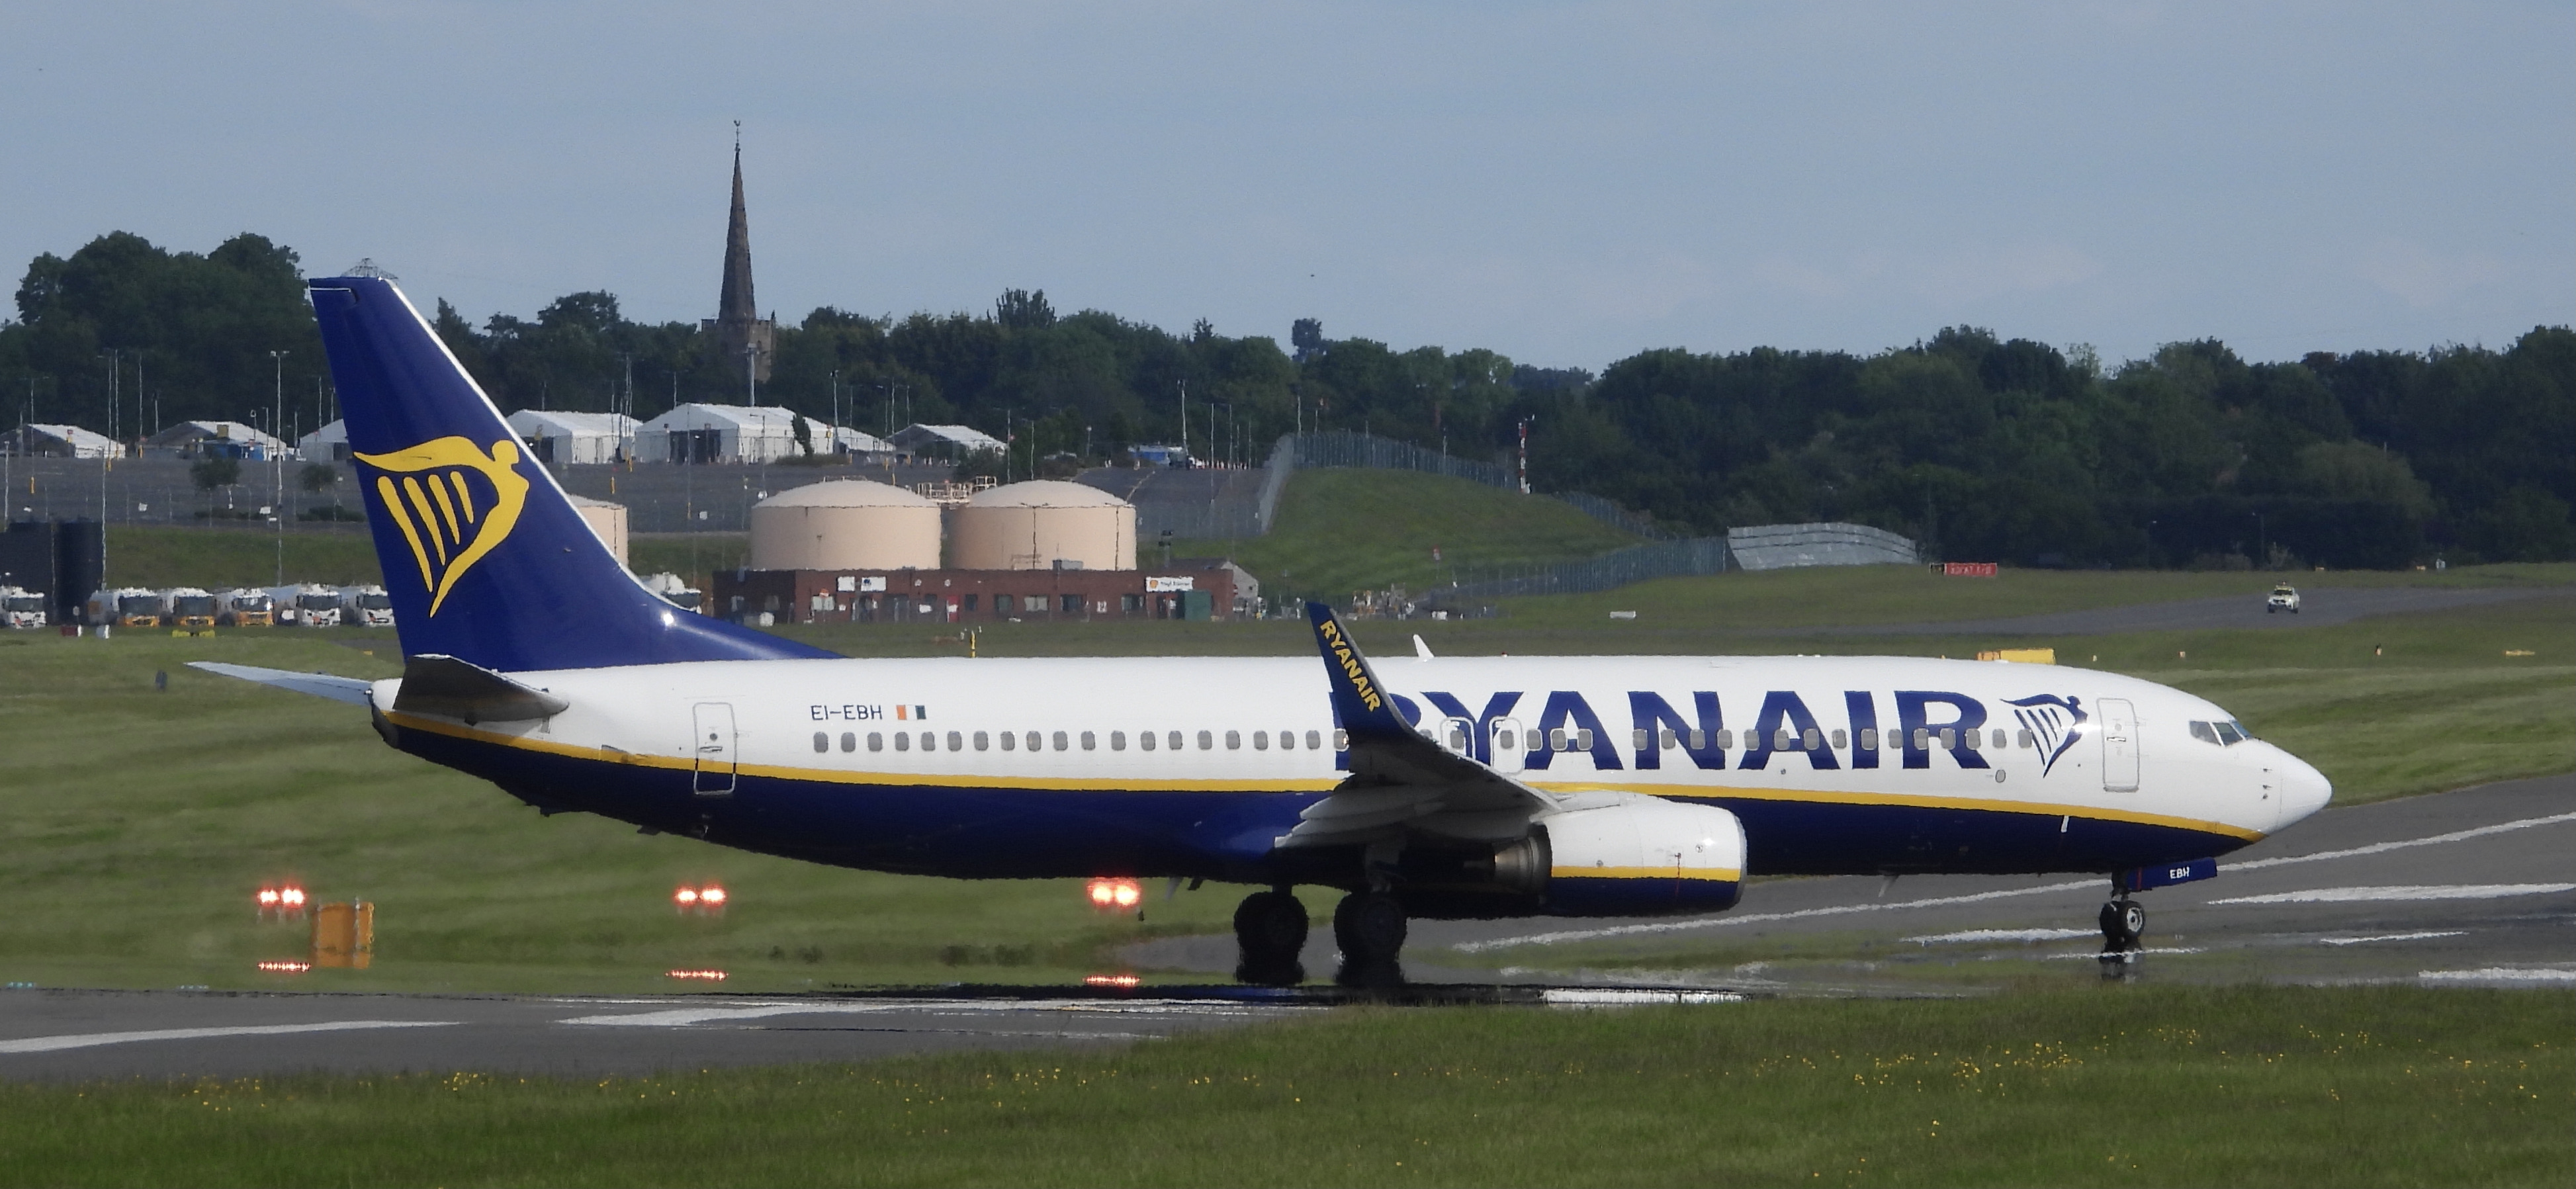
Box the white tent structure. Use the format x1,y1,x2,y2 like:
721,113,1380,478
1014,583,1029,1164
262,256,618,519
298,419,349,462
144,420,287,461
17,424,126,459
828,425,897,458
889,423,1006,461
506,410,639,466
638,404,862,464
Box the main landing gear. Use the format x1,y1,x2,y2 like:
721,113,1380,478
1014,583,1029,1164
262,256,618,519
2098,894,2147,977
1232,888,1412,987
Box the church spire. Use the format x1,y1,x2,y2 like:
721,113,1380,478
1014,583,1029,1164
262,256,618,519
705,122,776,392
718,127,756,324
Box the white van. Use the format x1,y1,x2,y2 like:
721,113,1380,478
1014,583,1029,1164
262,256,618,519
339,584,396,627
1,586,46,629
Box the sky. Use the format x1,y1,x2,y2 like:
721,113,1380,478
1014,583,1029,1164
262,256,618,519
3,1,2569,372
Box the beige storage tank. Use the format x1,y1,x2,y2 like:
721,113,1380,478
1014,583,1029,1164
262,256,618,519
948,480,1135,572
566,495,630,566
749,480,942,571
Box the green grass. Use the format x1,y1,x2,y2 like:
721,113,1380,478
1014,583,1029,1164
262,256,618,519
1,986,2566,1187
98,525,384,590
1171,469,1642,603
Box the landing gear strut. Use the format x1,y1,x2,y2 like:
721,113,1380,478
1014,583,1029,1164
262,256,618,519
2098,895,2146,977
1333,891,1407,987
1233,889,1308,986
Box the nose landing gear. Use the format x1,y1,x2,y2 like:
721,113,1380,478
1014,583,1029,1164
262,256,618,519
2098,895,2146,977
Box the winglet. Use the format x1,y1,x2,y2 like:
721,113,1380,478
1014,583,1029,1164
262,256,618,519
1306,601,1410,740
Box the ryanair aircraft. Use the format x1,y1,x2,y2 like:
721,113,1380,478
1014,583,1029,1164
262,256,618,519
199,275,2332,984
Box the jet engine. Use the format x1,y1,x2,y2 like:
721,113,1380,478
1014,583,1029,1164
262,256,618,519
1395,795,1746,918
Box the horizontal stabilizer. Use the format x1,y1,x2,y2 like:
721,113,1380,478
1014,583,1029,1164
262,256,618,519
391,654,569,723
187,662,375,707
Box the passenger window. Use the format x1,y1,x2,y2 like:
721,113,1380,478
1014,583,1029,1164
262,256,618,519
1198,730,1214,750
841,732,856,752
1714,728,1734,750
1026,731,1042,752
1525,729,1544,752
1053,730,1070,751
1830,728,1847,749
1225,730,1241,750
1774,728,1794,750
1802,728,1822,749
1660,728,1677,749
1000,730,1016,751
921,731,938,752
973,730,989,751
1857,729,1877,751
813,732,828,753
1253,730,1269,750
1548,728,1568,751
948,731,963,751
895,732,910,752
1081,730,1096,750
1991,729,2008,750
1630,728,1648,750
1961,730,1980,752
1938,728,1956,749
1306,730,1322,750
1278,729,1296,751
1111,730,1126,751
1913,728,1930,750
1169,730,1184,751
2190,721,2219,745
868,732,883,752
1333,728,1349,750
2017,729,2035,748
1139,730,1155,750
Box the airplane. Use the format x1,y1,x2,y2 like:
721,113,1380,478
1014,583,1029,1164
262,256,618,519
196,273,2334,985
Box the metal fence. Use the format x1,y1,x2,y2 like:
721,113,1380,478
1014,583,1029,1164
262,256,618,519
1425,535,1736,606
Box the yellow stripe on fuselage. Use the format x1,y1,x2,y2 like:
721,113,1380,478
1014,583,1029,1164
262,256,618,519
1551,866,1742,882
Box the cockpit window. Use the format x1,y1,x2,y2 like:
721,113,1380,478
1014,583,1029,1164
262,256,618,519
2192,719,2252,746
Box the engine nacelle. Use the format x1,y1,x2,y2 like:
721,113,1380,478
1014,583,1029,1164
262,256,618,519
1536,797,1746,916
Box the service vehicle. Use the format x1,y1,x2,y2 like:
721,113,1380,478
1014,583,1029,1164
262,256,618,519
341,584,396,627
220,589,275,627
271,583,344,627
91,587,167,629
167,588,220,630
1,586,46,629
2266,585,2301,613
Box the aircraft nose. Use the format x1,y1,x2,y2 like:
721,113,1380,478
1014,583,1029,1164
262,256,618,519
2273,751,2332,828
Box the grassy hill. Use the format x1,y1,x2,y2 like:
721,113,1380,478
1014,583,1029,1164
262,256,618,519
86,525,750,594
1171,468,1642,603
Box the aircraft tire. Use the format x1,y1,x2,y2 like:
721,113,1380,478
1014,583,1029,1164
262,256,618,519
1333,892,1408,965
2119,901,2147,944
1233,890,1309,975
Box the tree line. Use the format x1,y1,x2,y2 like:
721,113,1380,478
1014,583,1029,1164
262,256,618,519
5,230,2571,566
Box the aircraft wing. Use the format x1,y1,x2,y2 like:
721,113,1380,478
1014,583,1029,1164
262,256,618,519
188,662,375,707
1279,602,1555,848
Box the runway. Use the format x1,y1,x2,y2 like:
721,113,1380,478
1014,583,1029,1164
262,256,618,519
9,775,2568,1083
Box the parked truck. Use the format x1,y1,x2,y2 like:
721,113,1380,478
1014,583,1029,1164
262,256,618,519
166,588,220,631
1,586,46,630
89,588,167,629
218,588,275,627
641,572,705,613
269,583,343,628
339,584,396,627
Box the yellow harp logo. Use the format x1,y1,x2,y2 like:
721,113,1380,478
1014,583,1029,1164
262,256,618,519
354,437,531,615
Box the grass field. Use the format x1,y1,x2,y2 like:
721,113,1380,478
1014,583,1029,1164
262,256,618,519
1171,469,1642,602
87,526,751,594
1,985,2566,1187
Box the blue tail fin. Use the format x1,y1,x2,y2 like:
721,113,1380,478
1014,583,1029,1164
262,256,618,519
308,275,832,670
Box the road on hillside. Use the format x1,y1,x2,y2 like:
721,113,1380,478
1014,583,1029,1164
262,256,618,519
1801,582,2573,637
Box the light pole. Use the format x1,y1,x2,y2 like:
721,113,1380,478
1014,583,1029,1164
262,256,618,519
270,350,288,584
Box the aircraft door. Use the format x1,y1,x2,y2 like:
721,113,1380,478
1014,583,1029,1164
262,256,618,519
1489,717,1527,773
2099,697,2139,792
692,703,737,796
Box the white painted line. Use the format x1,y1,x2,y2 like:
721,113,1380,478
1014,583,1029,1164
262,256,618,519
2233,811,2576,871
1541,989,1743,1006
1454,879,2102,952
558,1000,1282,1027
2321,930,2467,946
2209,883,2575,905
2419,968,2576,984
2043,947,2205,959
1902,927,2096,946
0,1020,457,1055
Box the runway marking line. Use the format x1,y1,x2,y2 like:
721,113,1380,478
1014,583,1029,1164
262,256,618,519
0,1020,457,1055
1901,928,2096,946
2210,883,2575,905
1455,809,2576,952
559,1001,1290,1028
2419,967,2576,984
2321,931,2468,946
